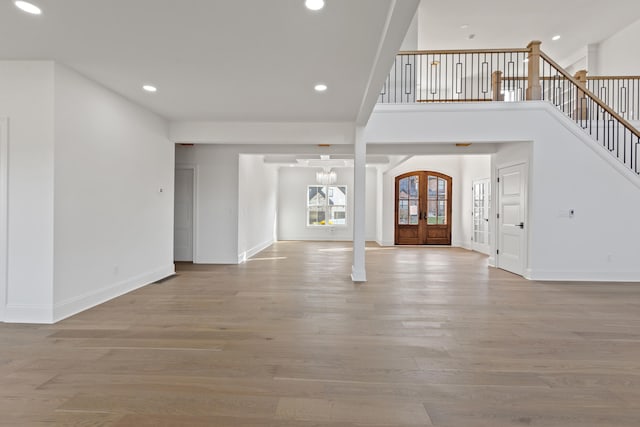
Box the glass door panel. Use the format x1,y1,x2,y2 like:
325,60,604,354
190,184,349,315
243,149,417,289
472,179,490,252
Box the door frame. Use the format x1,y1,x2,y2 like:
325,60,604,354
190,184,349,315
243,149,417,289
394,170,453,245
0,118,8,322
471,178,491,255
174,164,198,263
495,161,528,276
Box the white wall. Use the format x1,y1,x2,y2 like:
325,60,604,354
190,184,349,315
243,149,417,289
367,102,640,281
238,155,278,261
175,144,239,264
277,166,377,241
526,124,640,281
0,61,175,324
597,18,640,75
52,64,175,322
0,61,55,323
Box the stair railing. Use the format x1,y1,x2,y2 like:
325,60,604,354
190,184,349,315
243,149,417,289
586,75,640,122
537,51,640,173
378,41,640,174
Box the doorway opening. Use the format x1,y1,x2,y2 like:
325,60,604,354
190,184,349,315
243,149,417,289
174,166,196,262
0,118,8,322
395,171,452,245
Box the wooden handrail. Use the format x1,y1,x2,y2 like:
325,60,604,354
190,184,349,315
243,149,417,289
502,76,570,81
539,51,640,139
417,99,493,103
398,48,530,55
586,75,640,80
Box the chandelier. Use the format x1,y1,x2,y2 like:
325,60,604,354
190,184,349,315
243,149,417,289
316,169,337,185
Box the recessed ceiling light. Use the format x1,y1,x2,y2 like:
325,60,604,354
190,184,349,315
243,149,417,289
14,1,42,15
142,85,157,93
552,35,561,41
460,24,469,29
305,0,325,11
314,83,327,92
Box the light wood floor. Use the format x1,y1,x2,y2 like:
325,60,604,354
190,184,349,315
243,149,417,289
2,242,640,426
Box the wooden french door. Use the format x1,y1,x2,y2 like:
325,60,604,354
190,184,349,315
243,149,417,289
395,171,452,245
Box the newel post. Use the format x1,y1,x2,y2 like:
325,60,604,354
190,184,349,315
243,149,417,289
574,69,588,120
491,71,504,101
526,40,542,100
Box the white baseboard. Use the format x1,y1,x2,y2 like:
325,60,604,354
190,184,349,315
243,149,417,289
376,240,475,248
453,240,471,250
238,239,274,264
488,256,496,267
4,304,53,324
277,236,353,242
351,264,367,282
526,269,640,282
194,256,239,264
53,264,175,323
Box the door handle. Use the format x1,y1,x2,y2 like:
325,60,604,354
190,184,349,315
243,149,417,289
518,222,524,229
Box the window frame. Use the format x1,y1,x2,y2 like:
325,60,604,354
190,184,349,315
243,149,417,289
306,184,348,227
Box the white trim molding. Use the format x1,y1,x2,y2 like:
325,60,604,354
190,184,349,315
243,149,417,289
351,264,367,282
4,304,53,324
53,264,175,323
526,269,640,282
238,239,274,264
0,118,8,322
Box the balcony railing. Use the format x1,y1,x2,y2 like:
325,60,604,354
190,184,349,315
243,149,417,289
379,41,640,175
378,48,529,104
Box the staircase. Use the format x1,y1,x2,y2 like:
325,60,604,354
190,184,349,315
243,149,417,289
378,41,640,175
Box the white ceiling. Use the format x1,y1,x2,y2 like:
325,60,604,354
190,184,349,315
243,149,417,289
0,0,417,122
418,0,640,61
4,0,637,126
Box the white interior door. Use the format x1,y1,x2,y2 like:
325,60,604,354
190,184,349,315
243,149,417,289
497,163,527,275
471,178,490,254
174,168,194,262
0,118,8,321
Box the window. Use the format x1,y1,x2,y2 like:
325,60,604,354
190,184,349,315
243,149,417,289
307,185,347,226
